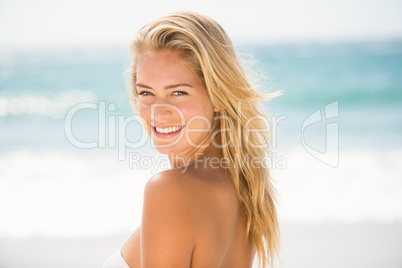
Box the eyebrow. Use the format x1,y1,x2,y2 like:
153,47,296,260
136,83,193,90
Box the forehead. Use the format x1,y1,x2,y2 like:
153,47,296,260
136,50,195,83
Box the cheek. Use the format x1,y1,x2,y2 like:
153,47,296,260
181,102,214,128
137,100,151,117
137,104,151,130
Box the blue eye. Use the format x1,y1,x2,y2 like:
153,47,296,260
138,91,153,96
173,91,187,96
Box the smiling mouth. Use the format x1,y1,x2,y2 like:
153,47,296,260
153,125,185,134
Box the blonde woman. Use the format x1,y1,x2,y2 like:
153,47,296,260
102,11,279,268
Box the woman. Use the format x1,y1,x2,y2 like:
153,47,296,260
102,11,279,268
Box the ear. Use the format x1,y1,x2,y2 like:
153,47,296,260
214,106,220,112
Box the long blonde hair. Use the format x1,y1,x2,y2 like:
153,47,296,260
128,11,279,268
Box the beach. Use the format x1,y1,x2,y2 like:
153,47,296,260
0,148,401,267
1,41,402,267
1,223,401,268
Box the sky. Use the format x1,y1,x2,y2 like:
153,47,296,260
1,0,402,51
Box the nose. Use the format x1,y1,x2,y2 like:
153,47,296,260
150,103,175,124
151,103,172,118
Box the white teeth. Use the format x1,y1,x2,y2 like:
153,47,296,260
155,125,184,134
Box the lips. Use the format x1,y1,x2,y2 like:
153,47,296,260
151,124,185,139
154,125,185,134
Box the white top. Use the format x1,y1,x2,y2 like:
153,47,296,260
101,251,130,268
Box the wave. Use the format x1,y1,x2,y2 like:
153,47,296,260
0,148,401,238
0,90,97,118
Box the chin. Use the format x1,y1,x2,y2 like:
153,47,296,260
154,147,173,155
152,142,192,158
152,143,180,155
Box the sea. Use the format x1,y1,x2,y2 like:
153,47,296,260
0,41,401,239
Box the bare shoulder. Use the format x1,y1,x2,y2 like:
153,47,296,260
143,168,201,213
142,169,200,229
146,167,240,237
144,168,192,195
145,167,238,217
141,168,241,266
140,169,210,266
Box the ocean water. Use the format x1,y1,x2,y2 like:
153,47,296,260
0,41,401,239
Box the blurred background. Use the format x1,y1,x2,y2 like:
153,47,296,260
1,0,401,267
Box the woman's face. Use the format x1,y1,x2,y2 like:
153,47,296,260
135,50,218,156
